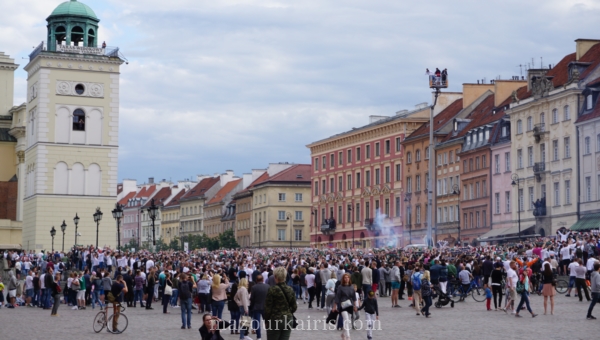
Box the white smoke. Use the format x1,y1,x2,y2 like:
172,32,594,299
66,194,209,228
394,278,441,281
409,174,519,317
374,208,400,248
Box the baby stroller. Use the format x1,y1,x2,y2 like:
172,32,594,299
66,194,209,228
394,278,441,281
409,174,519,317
433,284,455,309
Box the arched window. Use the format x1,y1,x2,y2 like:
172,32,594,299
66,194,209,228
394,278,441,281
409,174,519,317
415,149,421,161
564,105,570,120
87,163,101,195
552,109,558,124
87,28,96,47
425,147,430,159
71,163,85,195
54,162,68,194
406,152,412,163
73,109,85,131
540,112,545,125
55,26,66,45
71,26,84,46
527,116,532,131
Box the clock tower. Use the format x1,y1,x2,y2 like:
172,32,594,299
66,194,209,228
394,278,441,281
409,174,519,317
22,0,124,251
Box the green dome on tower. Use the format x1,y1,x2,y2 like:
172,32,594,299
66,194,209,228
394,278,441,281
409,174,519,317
49,0,98,20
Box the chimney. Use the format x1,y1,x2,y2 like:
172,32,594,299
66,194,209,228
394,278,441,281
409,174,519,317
433,92,463,116
493,80,527,106
148,177,154,184
575,39,600,61
462,83,494,108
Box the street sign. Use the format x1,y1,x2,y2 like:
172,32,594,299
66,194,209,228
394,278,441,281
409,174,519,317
184,242,189,252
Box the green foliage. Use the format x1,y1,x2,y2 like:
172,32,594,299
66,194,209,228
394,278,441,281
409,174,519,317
218,229,240,249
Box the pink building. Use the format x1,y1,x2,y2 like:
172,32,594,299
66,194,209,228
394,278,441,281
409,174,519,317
490,118,513,232
122,184,156,247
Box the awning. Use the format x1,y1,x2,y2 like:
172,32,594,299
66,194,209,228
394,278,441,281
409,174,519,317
570,213,600,231
477,225,536,242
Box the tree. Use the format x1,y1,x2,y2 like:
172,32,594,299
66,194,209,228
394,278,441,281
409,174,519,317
120,239,139,252
168,239,181,251
154,237,168,251
219,229,240,249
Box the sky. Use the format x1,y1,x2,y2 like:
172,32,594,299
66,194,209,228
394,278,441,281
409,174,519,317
2,0,600,184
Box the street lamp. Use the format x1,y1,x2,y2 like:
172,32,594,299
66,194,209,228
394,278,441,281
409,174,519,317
286,212,293,250
73,213,80,248
60,220,67,252
50,226,56,252
93,207,103,249
348,205,355,248
147,198,159,246
112,203,124,249
311,210,316,248
404,194,412,246
511,173,522,241
451,184,461,245
258,218,262,249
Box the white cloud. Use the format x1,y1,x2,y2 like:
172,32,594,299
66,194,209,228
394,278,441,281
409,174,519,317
2,0,600,181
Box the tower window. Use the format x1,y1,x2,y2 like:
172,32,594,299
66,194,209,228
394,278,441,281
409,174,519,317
75,84,85,95
73,109,86,131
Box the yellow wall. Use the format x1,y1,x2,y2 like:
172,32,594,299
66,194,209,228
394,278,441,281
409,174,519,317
0,219,22,245
0,142,16,181
463,84,495,108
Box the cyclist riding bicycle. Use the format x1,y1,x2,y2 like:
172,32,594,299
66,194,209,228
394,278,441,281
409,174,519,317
107,275,128,332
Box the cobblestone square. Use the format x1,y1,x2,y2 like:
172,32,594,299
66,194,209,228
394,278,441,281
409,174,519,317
1,292,597,340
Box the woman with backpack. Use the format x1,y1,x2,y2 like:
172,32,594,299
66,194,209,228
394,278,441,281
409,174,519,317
411,264,422,315
514,269,538,318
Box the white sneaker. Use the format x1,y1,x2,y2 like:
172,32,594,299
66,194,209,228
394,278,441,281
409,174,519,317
244,337,253,340
173,305,180,308
72,306,78,310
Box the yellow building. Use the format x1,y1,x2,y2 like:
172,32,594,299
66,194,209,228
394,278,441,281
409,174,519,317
21,1,125,251
161,188,186,246
204,179,242,239
179,176,220,239
250,164,312,248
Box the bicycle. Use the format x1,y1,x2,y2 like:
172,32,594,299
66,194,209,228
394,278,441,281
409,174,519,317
455,279,486,302
93,301,129,334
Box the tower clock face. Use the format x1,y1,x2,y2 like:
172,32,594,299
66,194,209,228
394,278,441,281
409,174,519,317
75,83,85,95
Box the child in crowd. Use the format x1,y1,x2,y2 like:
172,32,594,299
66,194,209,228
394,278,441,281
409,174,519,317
358,291,379,340
484,284,492,311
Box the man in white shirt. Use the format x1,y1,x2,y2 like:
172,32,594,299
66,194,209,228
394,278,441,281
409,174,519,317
566,260,580,297
503,261,518,314
146,258,154,272
305,268,316,309
560,242,574,276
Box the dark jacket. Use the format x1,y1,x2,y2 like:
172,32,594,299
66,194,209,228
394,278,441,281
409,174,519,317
199,320,230,340
264,283,297,329
482,260,494,276
249,283,269,311
358,297,379,316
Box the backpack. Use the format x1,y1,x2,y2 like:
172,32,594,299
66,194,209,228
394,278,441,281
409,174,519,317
179,281,192,300
411,272,422,291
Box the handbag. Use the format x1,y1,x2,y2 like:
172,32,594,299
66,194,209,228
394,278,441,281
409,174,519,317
165,285,173,296
240,315,252,330
276,285,298,329
340,299,353,309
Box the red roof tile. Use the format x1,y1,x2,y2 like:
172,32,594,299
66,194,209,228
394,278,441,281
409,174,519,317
181,177,220,201
118,191,136,206
546,53,576,88
142,186,171,208
135,185,156,199
165,188,187,207
579,43,600,79
404,99,463,142
267,164,311,182
207,179,242,205
234,172,269,197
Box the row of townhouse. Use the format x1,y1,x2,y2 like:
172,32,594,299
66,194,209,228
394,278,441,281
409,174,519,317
308,38,600,248
117,163,313,249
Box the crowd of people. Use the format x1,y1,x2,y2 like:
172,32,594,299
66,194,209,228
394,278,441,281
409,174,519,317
1,229,600,340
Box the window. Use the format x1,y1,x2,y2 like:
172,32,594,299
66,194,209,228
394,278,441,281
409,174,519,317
278,229,286,241
527,116,532,131
330,178,334,192
586,177,592,201
540,112,545,125
482,155,486,168
438,154,442,167
347,174,352,190
406,177,412,193
338,176,343,192
356,147,361,161
375,169,380,185
395,198,400,217
463,213,468,229
495,193,500,214
314,181,319,196
416,175,421,191
407,152,412,163
73,108,85,131
517,120,522,134
449,206,454,222
294,229,302,241
385,199,390,215
365,202,370,219
385,140,390,154
425,146,430,159
339,152,343,165
475,157,480,170
554,182,560,206
355,203,360,221
482,210,486,227
463,160,467,172
585,137,591,154
365,170,371,186
518,189,524,212
356,172,361,188
564,137,570,158
295,211,303,220
469,159,473,172
553,140,559,161
347,149,352,163
528,147,533,167
587,94,594,110
444,152,448,165
385,166,390,183
564,105,570,121
552,109,558,124
416,205,421,224
528,187,534,209
476,211,480,228
322,179,326,194
278,211,286,220
330,154,334,167
565,180,571,204
395,164,401,181
505,191,511,212
449,150,453,163
475,182,480,198
469,183,473,199
338,206,342,223
482,180,487,197
348,204,352,221
314,158,319,171
277,193,286,202
463,185,467,200
396,137,401,152
375,142,380,157
366,145,371,158
495,155,500,174
541,143,546,163
322,156,326,169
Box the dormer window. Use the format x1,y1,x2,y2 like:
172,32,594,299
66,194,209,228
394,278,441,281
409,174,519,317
454,120,458,131
502,125,508,137
484,129,489,141
479,130,484,142
588,94,594,110
467,135,471,145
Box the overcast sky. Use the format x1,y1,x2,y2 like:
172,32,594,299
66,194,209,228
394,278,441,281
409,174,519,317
2,0,600,183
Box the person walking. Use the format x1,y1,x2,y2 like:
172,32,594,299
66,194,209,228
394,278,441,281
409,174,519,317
264,267,297,340
162,272,173,314
250,274,269,340
514,270,537,318
325,271,338,314
574,259,591,302
390,261,401,308
145,268,155,310
357,291,378,340
490,262,504,310
306,268,316,309
420,271,432,318
211,274,229,319
587,262,600,320
541,263,556,315
179,273,195,329
235,278,252,340
133,270,144,308
332,273,357,340
411,264,423,315
50,272,62,317
197,274,211,312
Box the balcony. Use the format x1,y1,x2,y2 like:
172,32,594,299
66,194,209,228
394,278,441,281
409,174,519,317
29,41,125,62
321,218,336,235
532,197,547,217
533,162,546,182
533,124,548,143
429,75,448,89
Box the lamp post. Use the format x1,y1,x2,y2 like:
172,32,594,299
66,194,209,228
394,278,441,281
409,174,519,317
180,224,183,249
50,226,56,252
511,173,522,241
348,204,355,248
60,220,67,252
258,218,262,249
147,198,159,246
286,212,293,250
112,203,124,250
93,207,103,249
73,213,80,248
311,209,317,248
451,184,461,246
404,194,412,246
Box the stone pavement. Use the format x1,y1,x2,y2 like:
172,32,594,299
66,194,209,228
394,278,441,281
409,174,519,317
0,292,597,340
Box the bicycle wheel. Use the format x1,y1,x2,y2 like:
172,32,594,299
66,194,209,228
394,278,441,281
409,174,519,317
555,279,568,294
93,312,106,333
471,287,486,302
107,313,128,334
